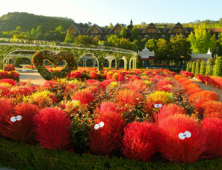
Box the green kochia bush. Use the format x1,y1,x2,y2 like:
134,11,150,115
200,60,206,75
213,56,222,77
191,61,196,74
205,58,214,76
1,138,222,170
195,60,200,76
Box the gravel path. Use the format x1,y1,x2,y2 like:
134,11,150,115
15,68,45,86
190,78,222,102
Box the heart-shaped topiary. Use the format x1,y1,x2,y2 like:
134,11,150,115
32,50,75,80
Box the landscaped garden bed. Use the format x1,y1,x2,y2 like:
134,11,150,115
1,67,222,169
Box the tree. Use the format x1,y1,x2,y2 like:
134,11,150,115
213,56,222,76
145,39,157,51
119,26,127,38
210,34,217,52
154,39,169,62
169,34,192,68
55,25,64,33
130,27,139,42
205,58,214,76
188,24,212,54
16,26,21,31
200,60,206,75
219,18,222,24
195,60,200,75
191,61,196,74
37,25,43,33
92,35,99,45
64,30,74,43
108,23,113,28
74,35,91,45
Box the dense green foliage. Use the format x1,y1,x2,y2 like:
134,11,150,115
0,12,89,32
205,58,214,76
64,30,74,43
0,12,90,41
195,60,200,76
213,56,222,77
14,57,23,68
1,138,222,170
191,61,196,74
200,60,206,75
188,24,217,54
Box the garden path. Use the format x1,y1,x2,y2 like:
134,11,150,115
190,78,222,102
15,67,45,86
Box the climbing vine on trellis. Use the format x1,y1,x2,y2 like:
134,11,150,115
0,45,137,70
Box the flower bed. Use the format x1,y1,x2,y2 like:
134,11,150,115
180,70,194,78
0,68,222,167
4,64,15,71
195,74,222,89
0,70,20,82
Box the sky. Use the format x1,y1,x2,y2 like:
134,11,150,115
0,0,222,26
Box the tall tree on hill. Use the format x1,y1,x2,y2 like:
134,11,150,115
169,34,192,69
188,24,216,54
154,39,169,62
119,26,127,38
145,39,157,51
64,30,74,43
108,23,113,28
130,27,139,42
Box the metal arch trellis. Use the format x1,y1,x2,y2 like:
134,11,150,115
0,44,137,70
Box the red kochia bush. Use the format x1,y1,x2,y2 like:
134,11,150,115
0,85,10,97
202,117,222,159
156,80,172,87
155,103,186,122
0,99,15,136
34,107,71,150
88,111,125,156
122,121,158,162
0,79,16,86
9,86,33,97
201,100,222,118
71,89,95,105
158,114,206,163
1,103,39,142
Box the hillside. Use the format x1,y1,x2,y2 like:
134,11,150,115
0,12,90,33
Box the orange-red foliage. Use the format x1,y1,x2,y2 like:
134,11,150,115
88,111,125,156
156,80,172,87
117,73,124,81
0,79,16,86
158,114,206,163
202,117,222,159
1,103,39,142
121,121,158,161
9,86,33,97
155,103,186,122
127,79,147,92
189,91,220,103
117,89,144,106
180,80,193,86
34,107,71,150
0,99,15,136
85,86,100,94
0,85,10,97
71,89,95,105
186,88,203,95
184,83,200,91
201,101,222,118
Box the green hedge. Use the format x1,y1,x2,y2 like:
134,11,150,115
213,56,222,77
195,60,200,76
14,57,23,68
1,138,222,170
191,61,196,74
200,60,206,76
205,58,214,76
